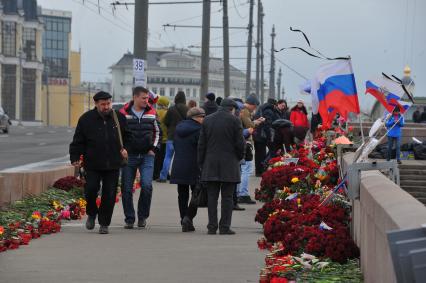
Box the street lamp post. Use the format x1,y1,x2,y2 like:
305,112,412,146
18,48,26,126
402,65,415,99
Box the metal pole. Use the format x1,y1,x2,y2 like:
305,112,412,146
68,72,72,127
244,0,254,99
260,3,265,104
223,0,230,97
277,67,282,100
18,49,23,126
200,0,211,99
269,25,276,99
134,0,149,59
255,0,261,102
88,82,91,110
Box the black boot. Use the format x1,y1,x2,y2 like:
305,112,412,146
182,216,195,232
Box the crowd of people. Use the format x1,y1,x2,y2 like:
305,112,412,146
69,88,312,235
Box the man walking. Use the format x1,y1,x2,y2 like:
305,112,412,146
198,98,245,235
70,91,130,234
120,87,161,229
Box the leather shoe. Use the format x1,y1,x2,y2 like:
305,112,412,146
138,218,147,228
182,216,195,232
233,204,246,211
219,229,236,235
207,229,217,235
99,226,109,234
85,215,96,230
238,196,256,204
124,223,134,229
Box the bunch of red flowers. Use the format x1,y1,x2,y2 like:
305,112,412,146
262,195,359,263
53,176,85,192
255,165,314,202
255,199,286,225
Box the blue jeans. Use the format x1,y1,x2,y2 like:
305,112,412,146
237,160,253,197
121,154,155,224
159,140,174,180
387,136,401,161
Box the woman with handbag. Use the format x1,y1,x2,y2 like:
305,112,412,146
170,107,206,232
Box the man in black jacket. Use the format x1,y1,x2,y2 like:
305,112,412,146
198,98,245,235
120,87,161,229
158,91,188,182
70,91,130,234
202,92,218,116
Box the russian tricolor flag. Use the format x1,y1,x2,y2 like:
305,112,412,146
365,77,411,113
311,60,360,128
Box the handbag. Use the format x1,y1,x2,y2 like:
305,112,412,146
112,110,128,166
245,142,254,161
192,177,208,208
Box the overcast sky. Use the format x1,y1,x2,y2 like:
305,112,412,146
38,0,425,112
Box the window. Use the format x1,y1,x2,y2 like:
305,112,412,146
2,22,16,56
160,88,165,96
193,88,197,98
23,28,37,61
152,87,158,94
22,69,36,121
169,88,175,97
42,16,71,78
178,88,183,92
186,88,191,96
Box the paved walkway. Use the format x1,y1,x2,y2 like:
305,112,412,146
0,177,264,283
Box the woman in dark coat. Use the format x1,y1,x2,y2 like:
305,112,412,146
170,107,206,232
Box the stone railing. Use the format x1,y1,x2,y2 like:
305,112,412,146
342,153,426,283
0,166,76,207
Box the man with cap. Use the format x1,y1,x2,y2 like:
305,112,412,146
237,93,264,205
202,92,218,116
198,98,245,235
120,86,161,229
70,91,130,234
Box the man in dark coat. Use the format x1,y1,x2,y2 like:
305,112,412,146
70,91,130,234
202,92,218,116
198,98,245,235
252,98,281,176
170,107,205,232
119,86,161,229
158,91,188,182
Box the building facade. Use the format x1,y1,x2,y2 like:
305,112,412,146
0,0,44,121
39,8,72,126
110,48,247,103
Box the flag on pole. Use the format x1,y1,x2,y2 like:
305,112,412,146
365,76,412,113
311,60,360,128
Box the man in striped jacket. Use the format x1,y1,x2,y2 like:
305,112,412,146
120,86,161,229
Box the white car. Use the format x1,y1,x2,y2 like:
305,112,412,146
0,106,11,134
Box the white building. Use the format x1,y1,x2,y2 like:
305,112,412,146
110,47,248,103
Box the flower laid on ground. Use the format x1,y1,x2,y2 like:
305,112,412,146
0,177,86,253
255,127,361,282
52,176,85,192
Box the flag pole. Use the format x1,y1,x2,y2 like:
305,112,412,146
347,56,365,144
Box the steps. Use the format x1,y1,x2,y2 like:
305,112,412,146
398,163,426,205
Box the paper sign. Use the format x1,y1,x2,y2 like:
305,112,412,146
284,158,299,165
133,58,145,87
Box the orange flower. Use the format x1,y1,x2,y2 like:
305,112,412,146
0,226,4,235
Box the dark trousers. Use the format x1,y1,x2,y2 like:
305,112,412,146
153,143,166,180
206,182,235,232
85,170,119,227
254,141,267,175
177,184,198,221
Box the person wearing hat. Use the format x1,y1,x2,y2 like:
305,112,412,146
290,100,309,143
385,106,404,164
202,92,219,116
237,94,264,205
170,107,206,232
198,98,245,235
153,96,170,180
158,91,188,183
119,86,162,229
70,91,130,234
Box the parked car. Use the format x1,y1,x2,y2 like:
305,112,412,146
112,102,126,111
0,106,11,134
